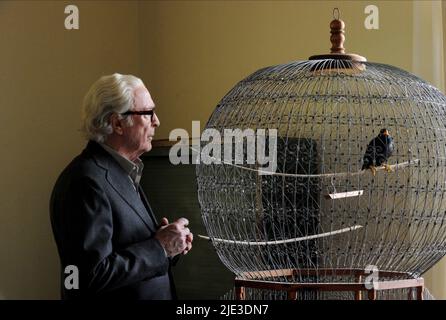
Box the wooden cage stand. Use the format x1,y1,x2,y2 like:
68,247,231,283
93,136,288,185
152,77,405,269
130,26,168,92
234,269,424,300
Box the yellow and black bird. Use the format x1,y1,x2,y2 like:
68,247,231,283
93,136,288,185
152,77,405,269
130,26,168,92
362,128,395,176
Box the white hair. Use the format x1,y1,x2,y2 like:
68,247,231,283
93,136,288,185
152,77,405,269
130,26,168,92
81,73,144,142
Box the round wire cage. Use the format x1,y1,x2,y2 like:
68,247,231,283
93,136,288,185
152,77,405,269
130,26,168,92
196,58,446,295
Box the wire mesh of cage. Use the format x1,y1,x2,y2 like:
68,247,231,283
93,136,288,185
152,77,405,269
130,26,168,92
195,58,446,297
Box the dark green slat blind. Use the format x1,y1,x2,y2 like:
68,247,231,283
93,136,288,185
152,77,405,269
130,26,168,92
140,147,233,299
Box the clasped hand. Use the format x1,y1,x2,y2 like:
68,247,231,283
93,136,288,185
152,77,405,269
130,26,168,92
155,217,193,257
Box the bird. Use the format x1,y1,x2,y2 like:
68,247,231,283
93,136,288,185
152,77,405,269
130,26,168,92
362,128,395,176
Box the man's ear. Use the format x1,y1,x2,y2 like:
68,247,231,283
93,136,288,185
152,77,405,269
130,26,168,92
110,114,125,135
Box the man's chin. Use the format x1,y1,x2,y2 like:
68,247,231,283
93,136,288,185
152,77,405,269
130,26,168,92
144,142,152,153
135,143,152,157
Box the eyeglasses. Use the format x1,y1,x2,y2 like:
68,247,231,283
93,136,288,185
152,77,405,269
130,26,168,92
121,110,155,117
121,110,156,122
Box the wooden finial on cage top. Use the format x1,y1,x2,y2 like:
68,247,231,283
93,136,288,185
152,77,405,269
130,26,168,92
330,8,345,54
309,8,366,62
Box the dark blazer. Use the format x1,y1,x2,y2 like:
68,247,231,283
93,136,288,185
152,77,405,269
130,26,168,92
50,141,175,300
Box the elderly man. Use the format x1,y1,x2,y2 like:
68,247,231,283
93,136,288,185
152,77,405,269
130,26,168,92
50,73,192,299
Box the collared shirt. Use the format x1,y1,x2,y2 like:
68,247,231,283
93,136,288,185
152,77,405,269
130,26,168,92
99,143,144,191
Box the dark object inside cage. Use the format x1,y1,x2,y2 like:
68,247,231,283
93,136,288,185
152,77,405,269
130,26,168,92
260,138,320,298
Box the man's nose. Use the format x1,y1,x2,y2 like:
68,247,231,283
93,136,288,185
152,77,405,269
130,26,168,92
152,113,160,127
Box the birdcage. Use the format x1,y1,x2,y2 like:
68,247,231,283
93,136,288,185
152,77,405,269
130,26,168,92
196,9,446,300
